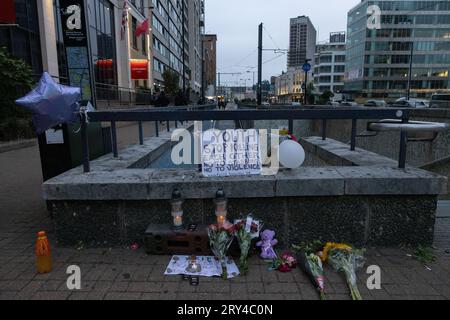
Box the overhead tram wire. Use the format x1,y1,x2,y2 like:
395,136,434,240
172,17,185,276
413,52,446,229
263,25,283,53
219,49,258,72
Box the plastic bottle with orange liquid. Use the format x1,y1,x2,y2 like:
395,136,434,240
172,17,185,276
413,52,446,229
35,231,52,273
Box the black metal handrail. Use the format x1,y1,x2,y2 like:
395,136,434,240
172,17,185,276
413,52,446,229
80,106,411,173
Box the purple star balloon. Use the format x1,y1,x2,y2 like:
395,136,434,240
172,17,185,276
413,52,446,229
15,72,81,134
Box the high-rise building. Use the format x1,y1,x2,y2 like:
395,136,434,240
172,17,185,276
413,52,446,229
345,0,450,99
287,16,317,69
151,0,186,91
313,32,346,94
202,34,217,97
187,0,204,99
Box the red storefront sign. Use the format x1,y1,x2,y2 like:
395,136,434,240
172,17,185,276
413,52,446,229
0,0,16,24
130,59,149,80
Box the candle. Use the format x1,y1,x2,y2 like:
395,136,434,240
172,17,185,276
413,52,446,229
217,215,226,226
174,215,183,227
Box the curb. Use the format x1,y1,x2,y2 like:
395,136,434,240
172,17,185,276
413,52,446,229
0,139,38,154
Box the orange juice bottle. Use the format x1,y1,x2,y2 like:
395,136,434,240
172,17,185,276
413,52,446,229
36,231,52,273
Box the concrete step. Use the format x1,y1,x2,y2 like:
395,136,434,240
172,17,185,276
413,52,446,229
437,201,450,218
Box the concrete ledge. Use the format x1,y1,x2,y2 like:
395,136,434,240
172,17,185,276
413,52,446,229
43,165,447,201
301,136,399,167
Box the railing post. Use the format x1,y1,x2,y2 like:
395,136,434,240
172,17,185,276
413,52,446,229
288,119,294,134
322,119,327,140
155,121,159,137
351,119,357,151
398,118,409,169
138,121,144,145
111,121,118,158
80,114,90,173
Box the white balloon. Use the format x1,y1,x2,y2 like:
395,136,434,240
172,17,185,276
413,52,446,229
279,140,305,169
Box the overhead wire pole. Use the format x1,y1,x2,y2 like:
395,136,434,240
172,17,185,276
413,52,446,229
257,23,263,106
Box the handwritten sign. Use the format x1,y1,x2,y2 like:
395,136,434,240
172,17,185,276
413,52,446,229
201,129,262,177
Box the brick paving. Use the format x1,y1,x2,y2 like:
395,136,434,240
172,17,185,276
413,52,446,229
1,124,450,300
1,225,450,301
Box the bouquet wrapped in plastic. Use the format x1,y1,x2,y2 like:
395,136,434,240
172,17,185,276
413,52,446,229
322,243,366,300
293,241,327,300
207,222,236,279
234,215,262,275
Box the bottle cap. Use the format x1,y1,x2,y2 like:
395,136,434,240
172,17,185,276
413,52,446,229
38,231,47,238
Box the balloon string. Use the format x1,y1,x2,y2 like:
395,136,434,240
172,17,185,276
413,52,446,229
73,102,90,134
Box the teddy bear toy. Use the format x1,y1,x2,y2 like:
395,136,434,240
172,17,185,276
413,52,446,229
256,230,278,260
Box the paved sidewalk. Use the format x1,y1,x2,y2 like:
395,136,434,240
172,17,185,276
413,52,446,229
1,233,450,300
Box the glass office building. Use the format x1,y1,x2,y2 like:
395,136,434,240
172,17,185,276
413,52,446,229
345,0,450,99
0,0,42,76
54,0,118,86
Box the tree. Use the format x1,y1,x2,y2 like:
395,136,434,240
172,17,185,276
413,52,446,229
319,90,335,105
0,47,35,141
162,69,180,95
0,47,34,119
306,82,316,105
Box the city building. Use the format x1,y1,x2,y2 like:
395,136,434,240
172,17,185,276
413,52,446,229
274,68,304,104
202,34,217,97
0,0,207,107
150,0,185,91
287,15,317,69
313,32,346,94
345,0,450,99
187,0,205,100
0,0,44,76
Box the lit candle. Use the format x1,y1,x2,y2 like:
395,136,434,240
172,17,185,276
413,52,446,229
174,215,183,227
217,215,226,226
170,189,184,230
214,189,228,227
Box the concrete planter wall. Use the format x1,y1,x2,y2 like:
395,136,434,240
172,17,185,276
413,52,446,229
43,123,447,249
48,195,437,248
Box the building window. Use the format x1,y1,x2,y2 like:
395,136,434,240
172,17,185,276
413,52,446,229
132,17,138,50
0,0,42,75
142,35,146,55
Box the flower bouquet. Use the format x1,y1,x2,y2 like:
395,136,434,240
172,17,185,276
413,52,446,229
293,241,327,300
234,216,262,275
207,222,236,279
269,252,297,273
322,242,366,300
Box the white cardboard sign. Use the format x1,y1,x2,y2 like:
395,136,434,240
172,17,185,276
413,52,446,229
45,128,64,145
201,129,262,177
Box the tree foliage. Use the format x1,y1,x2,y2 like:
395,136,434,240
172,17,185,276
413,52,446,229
0,47,35,140
162,69,180,95
319,90,335,105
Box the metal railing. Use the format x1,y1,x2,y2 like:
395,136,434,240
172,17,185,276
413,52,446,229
95,83,154,109
32,74,155,109
79,106,411,173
